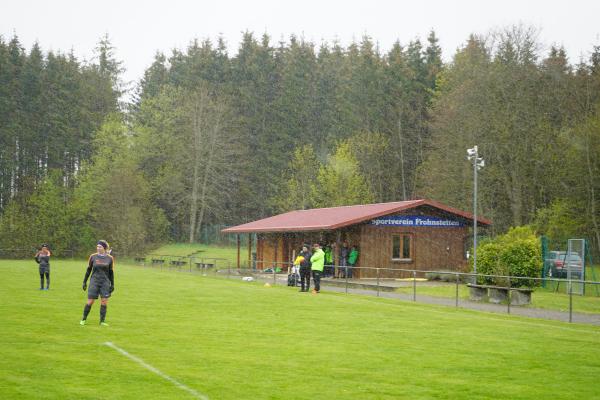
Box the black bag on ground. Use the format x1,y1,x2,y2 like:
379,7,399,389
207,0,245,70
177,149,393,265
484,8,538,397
287,273,299,286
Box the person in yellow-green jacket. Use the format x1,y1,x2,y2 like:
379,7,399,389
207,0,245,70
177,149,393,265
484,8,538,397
310,243,325,294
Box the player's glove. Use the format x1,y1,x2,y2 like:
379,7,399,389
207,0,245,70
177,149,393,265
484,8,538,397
82,282,87,290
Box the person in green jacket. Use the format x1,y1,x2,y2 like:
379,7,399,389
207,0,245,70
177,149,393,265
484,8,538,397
310,243,325,294
347,245,359,279
323,245,333,278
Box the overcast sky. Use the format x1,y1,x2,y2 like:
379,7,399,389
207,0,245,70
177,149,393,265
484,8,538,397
2,0,599,93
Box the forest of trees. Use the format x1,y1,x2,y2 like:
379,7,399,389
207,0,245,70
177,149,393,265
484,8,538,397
1,26,600,257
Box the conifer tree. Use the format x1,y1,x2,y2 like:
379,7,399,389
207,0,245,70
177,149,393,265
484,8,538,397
273,144,321,212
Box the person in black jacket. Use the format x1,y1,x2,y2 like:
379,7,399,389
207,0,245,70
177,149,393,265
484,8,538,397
80,240,115,326
34,244,52,290
298,245,312,292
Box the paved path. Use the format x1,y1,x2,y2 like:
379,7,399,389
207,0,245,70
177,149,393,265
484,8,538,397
259,274,600,326
323,283,600,325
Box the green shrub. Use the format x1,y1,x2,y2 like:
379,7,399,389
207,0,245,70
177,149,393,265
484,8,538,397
500,239,540,287
474,242,502,285
471,226,542,288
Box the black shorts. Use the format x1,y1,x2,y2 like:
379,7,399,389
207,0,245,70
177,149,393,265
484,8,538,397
39,266,49,274
88,279,111,299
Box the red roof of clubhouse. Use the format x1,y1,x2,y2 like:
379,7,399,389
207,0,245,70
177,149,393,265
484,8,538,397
222,199,491,233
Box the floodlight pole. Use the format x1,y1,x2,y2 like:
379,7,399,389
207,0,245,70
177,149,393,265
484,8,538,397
467,145,484,281
473,147,478,278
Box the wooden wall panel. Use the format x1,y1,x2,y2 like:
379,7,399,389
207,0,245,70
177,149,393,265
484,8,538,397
358,225,468,278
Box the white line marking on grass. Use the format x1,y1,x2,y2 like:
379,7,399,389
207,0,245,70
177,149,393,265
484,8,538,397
104,342,208,400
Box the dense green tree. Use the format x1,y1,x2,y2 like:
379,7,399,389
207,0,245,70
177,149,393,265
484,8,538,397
313,41,351,148
4,27,600,255
0,34,120,215
532,200,584,250
344,37,386,134
273,144,321,212
70,114,168,254
22,170,72,254
229,33,280,219
134,51,169,107
345,132,394,202
560,105,600,252
94,33,125,103
311,142,374,207
134,84,239,242
0,169,73,255
272,36,318,146
424,30,443,91
0,201,29,250
418,27,582,236
20,43,44,184
417,34,496,229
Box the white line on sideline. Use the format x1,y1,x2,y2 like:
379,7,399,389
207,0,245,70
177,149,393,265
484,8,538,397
104,341,208,400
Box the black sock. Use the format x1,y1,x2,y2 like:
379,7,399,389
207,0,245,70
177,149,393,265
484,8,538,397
45,273,50,288
100,304,107,322
40,274,44,289
82,304,92,320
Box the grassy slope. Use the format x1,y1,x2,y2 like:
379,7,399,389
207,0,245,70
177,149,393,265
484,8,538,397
1,259,600,399
146,243,239,264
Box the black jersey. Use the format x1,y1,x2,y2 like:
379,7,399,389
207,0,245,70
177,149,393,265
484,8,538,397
86,253,114,283
36,254,50,267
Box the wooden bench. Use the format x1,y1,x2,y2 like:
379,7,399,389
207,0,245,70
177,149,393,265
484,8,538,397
194,262,214,270
467,284,533,306
170,260,187,268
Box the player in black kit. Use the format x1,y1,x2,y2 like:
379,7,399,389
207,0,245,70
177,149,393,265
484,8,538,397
80,240,114,326
34,244,52,290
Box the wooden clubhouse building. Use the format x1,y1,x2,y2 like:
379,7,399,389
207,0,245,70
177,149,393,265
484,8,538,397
222,199,491,278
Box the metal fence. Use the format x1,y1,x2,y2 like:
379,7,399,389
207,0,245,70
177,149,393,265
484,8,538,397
133,256,600,325
0,248,74,259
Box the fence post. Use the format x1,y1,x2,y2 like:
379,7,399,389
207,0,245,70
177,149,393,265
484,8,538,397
569,279,573,323
345,269,349,294
507,275,511,315
273,268,276,285
376,268,380,297
455,273,459,307
413,270,417,302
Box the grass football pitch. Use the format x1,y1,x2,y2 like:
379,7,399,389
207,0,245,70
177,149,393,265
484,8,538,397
1,259,600,399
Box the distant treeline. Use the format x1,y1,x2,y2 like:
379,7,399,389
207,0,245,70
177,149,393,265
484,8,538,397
1,26,599,256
